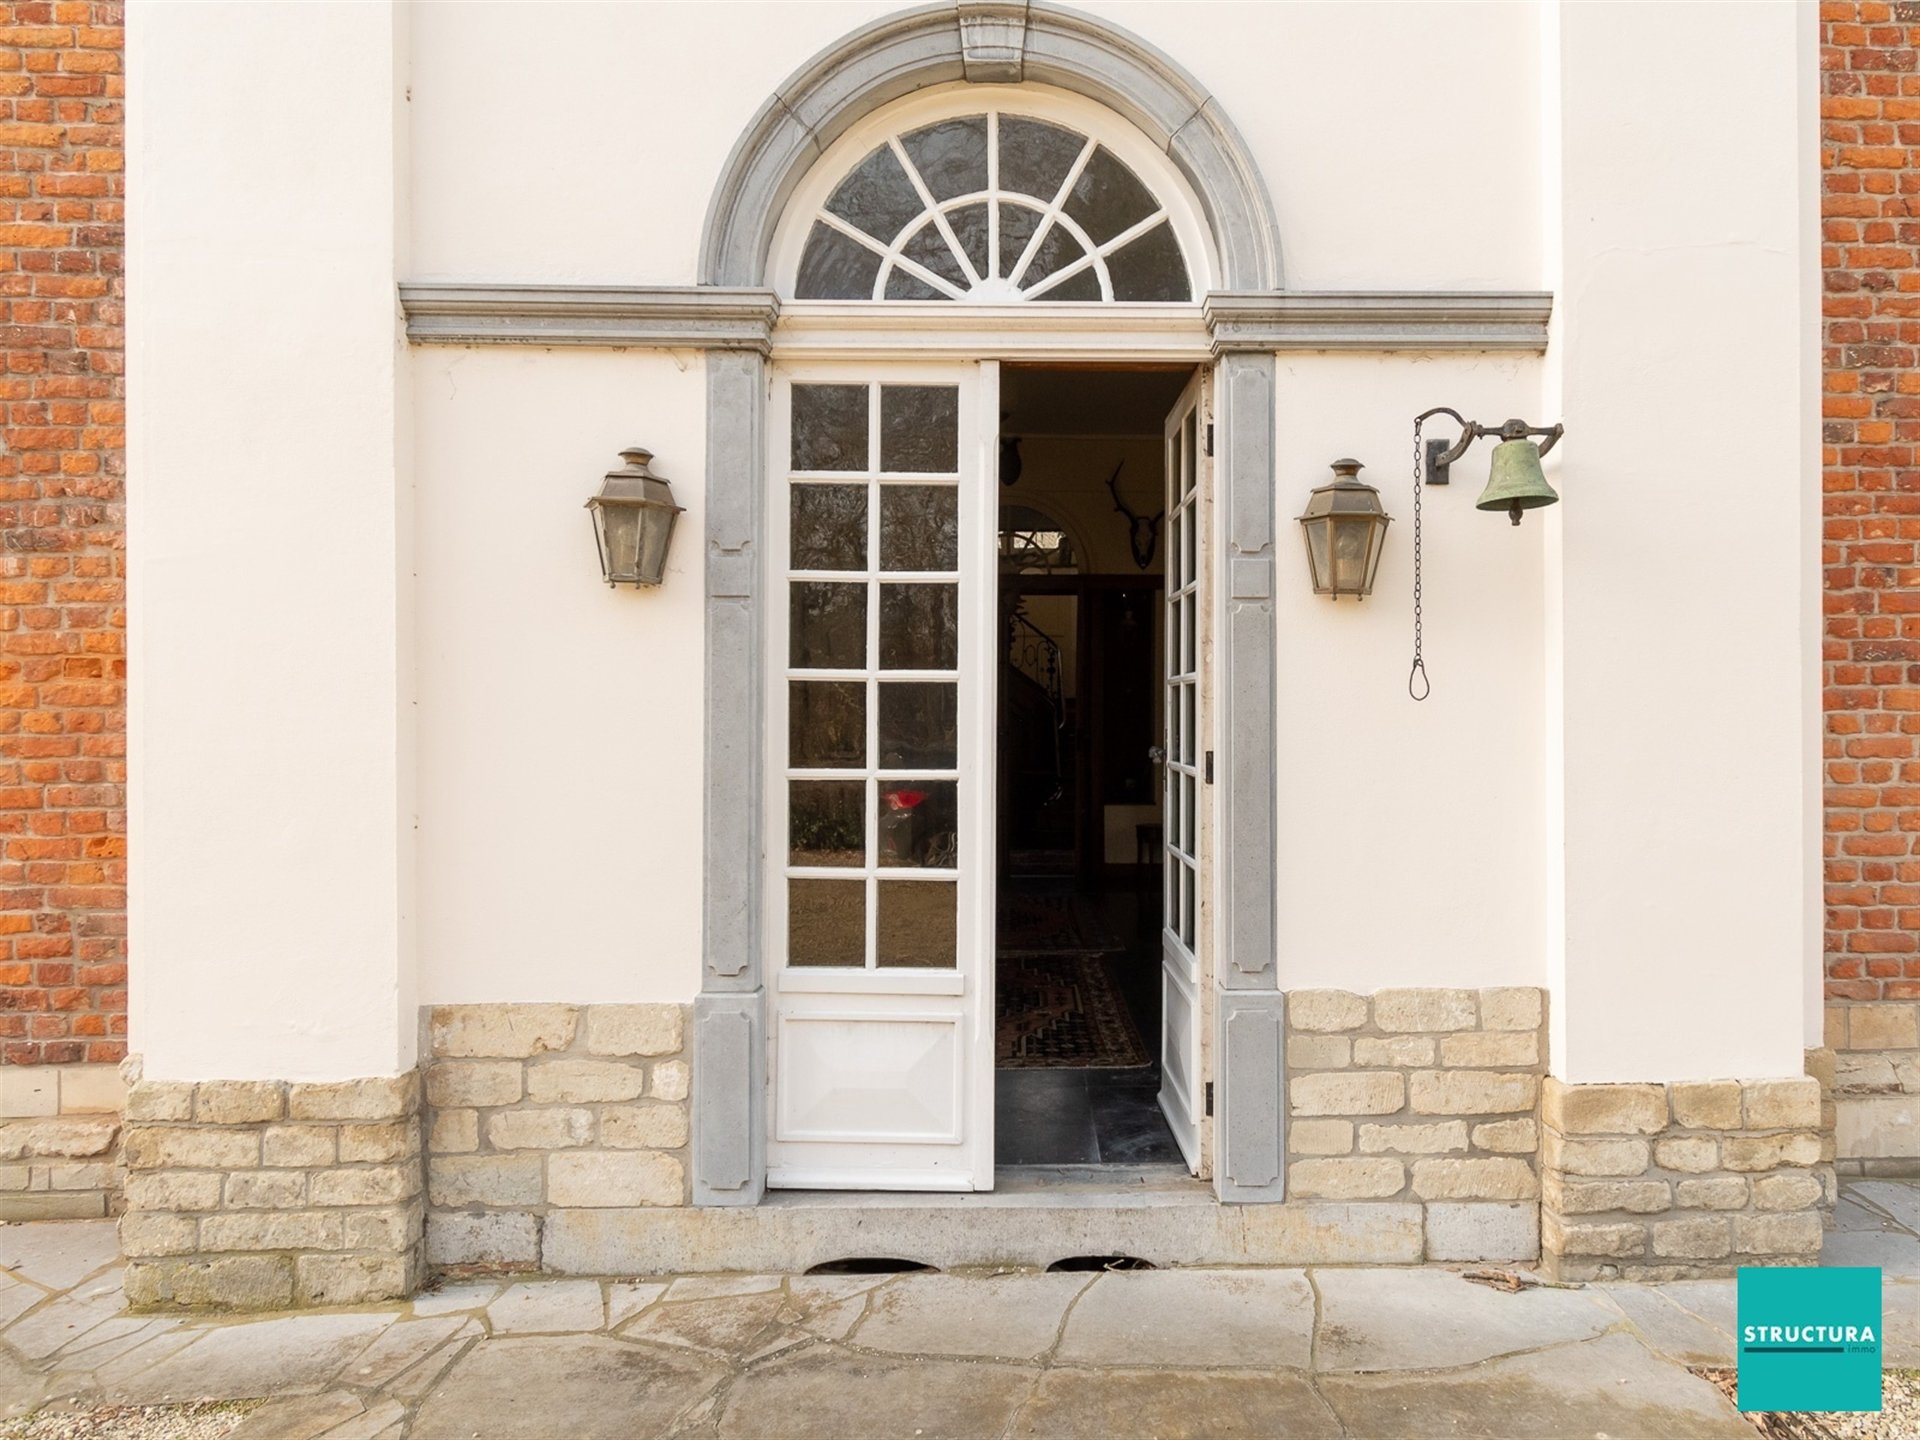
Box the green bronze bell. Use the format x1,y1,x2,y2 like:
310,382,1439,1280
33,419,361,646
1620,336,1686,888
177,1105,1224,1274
1475,438,1559,526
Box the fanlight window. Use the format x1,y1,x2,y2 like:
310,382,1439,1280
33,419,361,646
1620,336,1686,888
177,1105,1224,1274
795,111,1192,304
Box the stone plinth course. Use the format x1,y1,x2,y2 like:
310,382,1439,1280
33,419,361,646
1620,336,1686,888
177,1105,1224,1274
118,1072,424,1310
423,1003,690,1274
1284,986,1549,1263
14,1206,1919,1437
1539,1067,1837,1282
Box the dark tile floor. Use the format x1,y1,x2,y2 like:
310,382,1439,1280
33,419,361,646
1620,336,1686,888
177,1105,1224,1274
994,1066,1186,1166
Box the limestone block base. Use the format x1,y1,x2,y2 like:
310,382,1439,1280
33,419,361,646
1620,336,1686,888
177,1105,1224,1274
1825,1001,1920,1174
1284,987,1548,1262
0,1062,126,1221
1538,1058,1835,1282
421,1003,691,1273
119,1071,424,1310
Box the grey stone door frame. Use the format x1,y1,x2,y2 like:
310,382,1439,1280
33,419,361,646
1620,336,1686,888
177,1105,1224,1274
691,0,1292,1206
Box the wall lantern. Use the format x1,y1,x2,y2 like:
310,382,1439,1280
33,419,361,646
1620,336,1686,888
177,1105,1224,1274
586,446,684,587
1295,458,1392,599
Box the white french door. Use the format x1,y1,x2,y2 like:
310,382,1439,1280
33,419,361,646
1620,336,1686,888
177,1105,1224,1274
1158,370,1209,1172
766,362,997,1190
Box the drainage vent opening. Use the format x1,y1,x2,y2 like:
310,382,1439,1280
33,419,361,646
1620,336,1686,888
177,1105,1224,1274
1047,1255,1157,1272
805,1257,938,1275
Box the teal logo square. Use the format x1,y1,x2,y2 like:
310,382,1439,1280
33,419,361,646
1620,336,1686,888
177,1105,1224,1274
1738,1266,1881,1412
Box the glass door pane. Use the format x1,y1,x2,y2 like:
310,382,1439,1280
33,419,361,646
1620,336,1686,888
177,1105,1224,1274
785,380,965,970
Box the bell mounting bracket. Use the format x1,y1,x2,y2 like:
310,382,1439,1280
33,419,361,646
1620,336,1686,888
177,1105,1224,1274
1416,406,1564,485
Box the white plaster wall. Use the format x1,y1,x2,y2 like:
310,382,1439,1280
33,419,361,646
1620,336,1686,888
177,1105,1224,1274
412,348,707,1005
128,2,414,1081
407,1,1539,292
125,0,1819,1085
1543,2,1819,1083
1272,354,1546,991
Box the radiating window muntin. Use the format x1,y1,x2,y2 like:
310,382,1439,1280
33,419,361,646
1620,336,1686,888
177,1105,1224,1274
785,380,964,970
794,109,1193,304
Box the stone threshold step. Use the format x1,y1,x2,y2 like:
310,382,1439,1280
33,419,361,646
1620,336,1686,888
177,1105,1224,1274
529,1194,1540,1274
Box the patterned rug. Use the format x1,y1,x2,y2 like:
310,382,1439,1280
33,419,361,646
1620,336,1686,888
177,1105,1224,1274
996,953,1152,1069
996,888,1123,958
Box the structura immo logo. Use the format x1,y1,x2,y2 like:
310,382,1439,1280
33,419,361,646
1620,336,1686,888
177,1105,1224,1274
1737,1266,1882,1413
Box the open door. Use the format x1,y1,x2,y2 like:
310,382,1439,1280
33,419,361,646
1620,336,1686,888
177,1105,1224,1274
766,363,997,1191
1158,370,1208,1172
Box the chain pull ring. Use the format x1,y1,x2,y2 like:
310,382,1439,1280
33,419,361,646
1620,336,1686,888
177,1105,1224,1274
1409,415,1430,701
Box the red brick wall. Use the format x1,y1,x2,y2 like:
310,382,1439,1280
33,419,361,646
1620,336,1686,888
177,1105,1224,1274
0,2,124,1066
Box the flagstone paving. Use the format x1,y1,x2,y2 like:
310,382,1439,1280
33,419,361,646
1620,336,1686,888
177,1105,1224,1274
0,1184,1915,1438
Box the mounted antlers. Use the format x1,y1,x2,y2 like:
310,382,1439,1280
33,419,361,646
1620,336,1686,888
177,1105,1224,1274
1105,460,1163,571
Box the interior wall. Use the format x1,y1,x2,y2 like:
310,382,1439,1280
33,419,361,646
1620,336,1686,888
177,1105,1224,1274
1006,435,1163,578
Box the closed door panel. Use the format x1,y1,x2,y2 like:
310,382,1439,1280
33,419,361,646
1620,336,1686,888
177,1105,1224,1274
768,365,997,1191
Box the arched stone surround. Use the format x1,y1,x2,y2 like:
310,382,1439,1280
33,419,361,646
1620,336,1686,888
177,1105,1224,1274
698,1,1283,291
692,1,1290,1205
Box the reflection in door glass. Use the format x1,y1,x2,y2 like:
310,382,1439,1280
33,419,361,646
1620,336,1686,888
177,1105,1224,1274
789,878,865,966
879,487,958,571
877,781,957,868
790,781,865,867
875,881,957,967
789,681,866,769
878,682,958,769
878,584,958,670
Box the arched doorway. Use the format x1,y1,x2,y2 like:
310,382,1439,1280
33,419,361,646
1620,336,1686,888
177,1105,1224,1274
694,3,1286,1207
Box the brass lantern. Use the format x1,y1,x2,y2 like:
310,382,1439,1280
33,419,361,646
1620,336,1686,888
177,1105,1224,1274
1296,459,1392,599
586,446,684,587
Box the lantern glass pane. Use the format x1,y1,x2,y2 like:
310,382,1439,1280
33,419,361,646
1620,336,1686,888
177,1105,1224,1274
1332,514,1372,595
633,506,676,586
788,681,865,768
789,583,866,669
876,780,957,868
596,505,644,584
789,781,864,867
1303,518,1331,593
875,881,957,967
1362,516,1389,595
788,878,865,966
